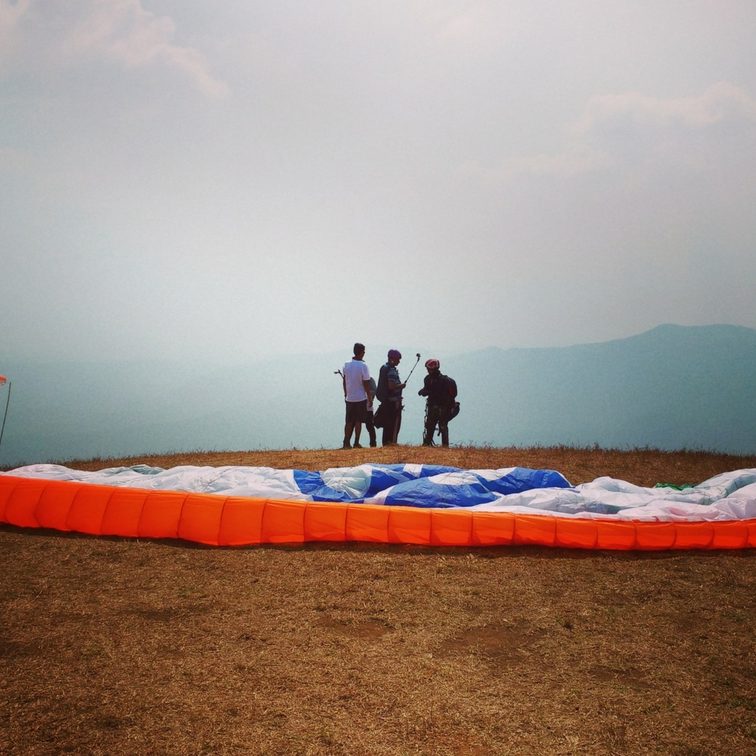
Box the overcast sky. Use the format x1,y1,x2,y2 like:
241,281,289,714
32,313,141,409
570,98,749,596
2,0,755,363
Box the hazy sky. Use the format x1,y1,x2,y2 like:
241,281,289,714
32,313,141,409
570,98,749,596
2,1,755,362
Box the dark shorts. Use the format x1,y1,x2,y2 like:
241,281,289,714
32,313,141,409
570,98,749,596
345,400,368,424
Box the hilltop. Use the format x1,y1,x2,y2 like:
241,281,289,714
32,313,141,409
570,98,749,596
2,445,754,755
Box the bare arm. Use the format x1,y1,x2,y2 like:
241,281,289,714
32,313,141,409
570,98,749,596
363,379,373,403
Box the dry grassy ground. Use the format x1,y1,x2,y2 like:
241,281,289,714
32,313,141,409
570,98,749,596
2,446,755,755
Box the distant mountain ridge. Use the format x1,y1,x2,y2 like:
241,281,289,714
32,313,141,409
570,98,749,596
451,324,756,453
1,324,754,466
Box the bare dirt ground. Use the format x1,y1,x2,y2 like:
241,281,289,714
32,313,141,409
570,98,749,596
2,446,755,755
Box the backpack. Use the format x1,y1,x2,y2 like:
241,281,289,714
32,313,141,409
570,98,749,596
443,375,458,400
443,375,459,421
376,364,389,403
373,402,386,428
450,401,460,420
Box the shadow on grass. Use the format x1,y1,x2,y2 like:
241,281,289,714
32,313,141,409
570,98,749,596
3,523,753,561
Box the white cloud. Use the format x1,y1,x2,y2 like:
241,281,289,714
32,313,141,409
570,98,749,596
577,82,756,133
462,145,611,182
479,82,756,180
0,0,228,97
0,0,29,29
432,5,496,46
505,146,611,178
0,0,30,60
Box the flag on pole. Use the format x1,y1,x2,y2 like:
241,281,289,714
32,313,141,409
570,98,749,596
0,375,7,385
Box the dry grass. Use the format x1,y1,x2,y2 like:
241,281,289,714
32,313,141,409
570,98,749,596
2,446,755,755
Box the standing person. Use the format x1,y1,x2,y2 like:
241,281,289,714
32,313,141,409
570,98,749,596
342,342,373,449
376,349,405,446
365,376,377,447
418,358,458,447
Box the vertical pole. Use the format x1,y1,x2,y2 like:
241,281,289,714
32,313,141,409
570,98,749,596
0,381,10,450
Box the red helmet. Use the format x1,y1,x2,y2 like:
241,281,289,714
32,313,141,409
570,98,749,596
425,358,440,370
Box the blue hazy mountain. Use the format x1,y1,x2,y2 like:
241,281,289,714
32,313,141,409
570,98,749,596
1,324,754,467
450,324,756,454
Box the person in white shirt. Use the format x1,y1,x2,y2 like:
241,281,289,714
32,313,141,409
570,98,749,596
341,342,374,449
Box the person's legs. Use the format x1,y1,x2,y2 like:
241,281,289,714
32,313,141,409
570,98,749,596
344,401,363,448
365,412,377,447
438,405,451,447
353,399,369,447
381,411,392,445
392,402,402,444
343,402,351,447
424,404,438,445
382,403,397,445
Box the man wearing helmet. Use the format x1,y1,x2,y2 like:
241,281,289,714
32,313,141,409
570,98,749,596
418,358,458,447
375,349,405,446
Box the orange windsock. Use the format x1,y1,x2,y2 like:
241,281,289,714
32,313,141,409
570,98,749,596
0,375,7,385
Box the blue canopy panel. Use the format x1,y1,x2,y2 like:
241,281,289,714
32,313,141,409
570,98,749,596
369,467,572,508
302,463,462,502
